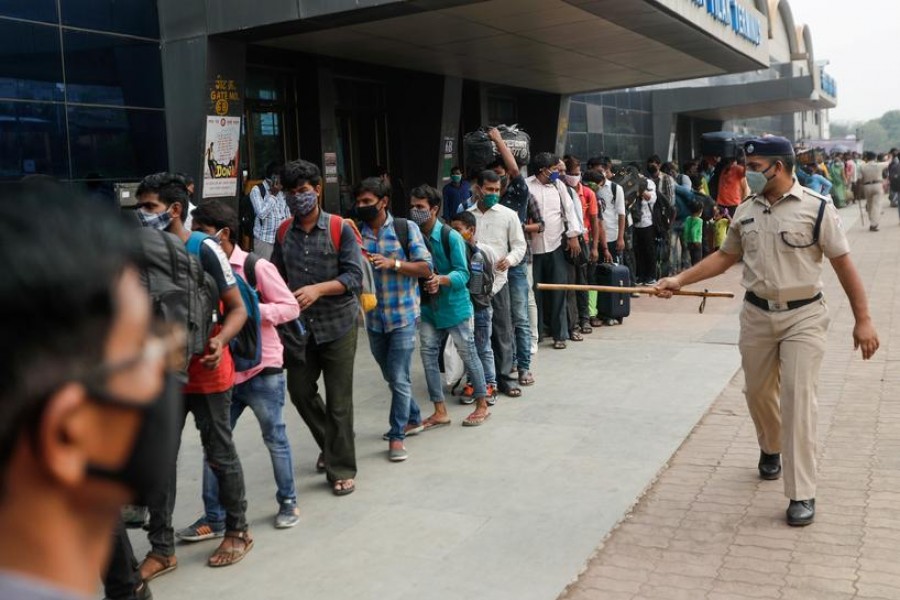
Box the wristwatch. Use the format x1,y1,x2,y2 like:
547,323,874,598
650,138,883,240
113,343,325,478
394,259,401,271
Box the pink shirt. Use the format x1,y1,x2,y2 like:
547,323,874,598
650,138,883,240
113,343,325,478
229,246,300,384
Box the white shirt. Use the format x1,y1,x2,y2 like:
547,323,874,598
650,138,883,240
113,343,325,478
597,180,626,243
525,176,581,254
563,185,585,235
636,178,656,229
468,202,526,291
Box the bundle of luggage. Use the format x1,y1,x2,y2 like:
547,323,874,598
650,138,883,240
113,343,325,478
463,124,531,173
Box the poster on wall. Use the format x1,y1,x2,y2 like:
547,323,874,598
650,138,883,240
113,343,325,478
202,115,241,198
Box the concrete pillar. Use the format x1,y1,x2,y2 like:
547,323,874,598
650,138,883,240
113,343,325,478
317,66,340,215
436,76,463,188
556,95,572,158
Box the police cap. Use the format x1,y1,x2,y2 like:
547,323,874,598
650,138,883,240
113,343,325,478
744,136,795,158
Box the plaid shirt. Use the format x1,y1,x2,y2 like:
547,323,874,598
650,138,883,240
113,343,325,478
499,173,544,263
250,180,291,244
360,213,432,333
271,210,363,344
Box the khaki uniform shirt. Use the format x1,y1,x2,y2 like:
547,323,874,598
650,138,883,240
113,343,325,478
858,161,891,185
720,179,850,303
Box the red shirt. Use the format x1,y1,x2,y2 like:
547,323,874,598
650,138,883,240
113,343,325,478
577,184,599,239
717,164,746,207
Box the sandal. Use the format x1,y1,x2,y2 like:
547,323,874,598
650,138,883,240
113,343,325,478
462,410,491,427
553,340,567,350
500,385,522,398
579,321,593,334
590,317,604,328
518,371,535,386
208,531,254,568
139,553,177,582
315,453,326,474
422,415,452,430
333,479,355,497
569,331,584,342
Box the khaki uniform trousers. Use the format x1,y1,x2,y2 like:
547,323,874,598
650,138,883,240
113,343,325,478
864,183,883,228
739,298,829,501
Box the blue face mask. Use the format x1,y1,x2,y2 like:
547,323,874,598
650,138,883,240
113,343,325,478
548,171,561,183
137,208,173,231
286,191,318,217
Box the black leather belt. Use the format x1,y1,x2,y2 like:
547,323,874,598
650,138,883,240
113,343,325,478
864,181,881,185
745,291,822,312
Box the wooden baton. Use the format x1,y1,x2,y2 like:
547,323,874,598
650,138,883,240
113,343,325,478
536,283,734,299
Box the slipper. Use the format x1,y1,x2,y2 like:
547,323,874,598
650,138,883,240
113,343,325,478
518,371,535,386
462,411,491,427
332,479,355,497
422,416,452,430
553,340,567,350
590,317,604,328
500,386,522,398
208,531,253,568
569,331,584,342
580,323,593,334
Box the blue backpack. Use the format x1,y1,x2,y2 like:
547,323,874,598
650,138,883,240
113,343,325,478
186,232,263,372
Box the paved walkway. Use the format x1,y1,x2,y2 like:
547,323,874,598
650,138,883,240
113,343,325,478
560,201,900,600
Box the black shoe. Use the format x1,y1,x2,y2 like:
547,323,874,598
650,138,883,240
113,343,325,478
786,499,815,526
758,451,781,480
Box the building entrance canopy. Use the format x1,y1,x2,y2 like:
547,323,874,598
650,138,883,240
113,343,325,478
226,0,769,94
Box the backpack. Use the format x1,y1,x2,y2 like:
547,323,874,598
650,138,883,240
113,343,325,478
185,232,262,372
652,182,674,237
137,229,218,375
465,242,495,309
276,214,376,312
239,182,265,250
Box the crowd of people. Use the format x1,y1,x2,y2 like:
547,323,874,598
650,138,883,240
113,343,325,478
2,129,896,600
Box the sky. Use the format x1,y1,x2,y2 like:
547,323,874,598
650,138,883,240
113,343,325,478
787,0,899,123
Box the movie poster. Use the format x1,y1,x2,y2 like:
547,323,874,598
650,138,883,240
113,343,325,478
202,115,241,198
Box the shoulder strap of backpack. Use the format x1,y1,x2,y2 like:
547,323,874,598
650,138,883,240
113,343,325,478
328,214,343,252
244,252,260,290
611,182,619,197
276,217,294,245
185,231,208,256
394,217,410,259
440,223,452,263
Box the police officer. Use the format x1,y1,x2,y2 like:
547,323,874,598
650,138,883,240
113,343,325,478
656,136,880,526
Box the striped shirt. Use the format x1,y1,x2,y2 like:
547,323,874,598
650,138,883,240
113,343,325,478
360,213,433,333
250,180,291,244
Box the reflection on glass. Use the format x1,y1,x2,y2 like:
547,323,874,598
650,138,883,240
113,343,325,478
64,30,164,107
0,19,64,101
0,101,68,180
250,110,283,179
60,0,159,38
68,106,166,179
0,1,58,23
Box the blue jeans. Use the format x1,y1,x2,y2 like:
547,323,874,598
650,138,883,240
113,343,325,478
507,263,532,371
202,372,295,524
420,318,487,402
474,306,496,386
368,322,422,441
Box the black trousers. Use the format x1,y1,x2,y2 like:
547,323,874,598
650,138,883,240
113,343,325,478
287,326,359,482
633,225,657,283
147,389,248,556
103,520,141,600
490,282,515,389
533,246,569,342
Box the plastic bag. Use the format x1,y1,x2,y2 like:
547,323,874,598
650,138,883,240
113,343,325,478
441,336,465,390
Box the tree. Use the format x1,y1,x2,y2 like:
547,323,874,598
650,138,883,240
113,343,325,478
830,110,900,152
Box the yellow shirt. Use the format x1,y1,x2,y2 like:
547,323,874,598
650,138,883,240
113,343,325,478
720,180,850,303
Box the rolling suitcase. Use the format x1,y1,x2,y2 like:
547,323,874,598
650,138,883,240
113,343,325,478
595,262,631,323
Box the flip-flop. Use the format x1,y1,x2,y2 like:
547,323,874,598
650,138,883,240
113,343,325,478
553,340,567,350
422,416,452,430
462,411,491,427
333,480,355,497
500,386,522,398
518,371,535,386
569,331,584,342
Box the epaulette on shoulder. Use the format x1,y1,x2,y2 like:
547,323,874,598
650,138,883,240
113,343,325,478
801,187,829,203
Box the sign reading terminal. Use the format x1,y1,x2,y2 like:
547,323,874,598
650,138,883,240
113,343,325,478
692,0,763,46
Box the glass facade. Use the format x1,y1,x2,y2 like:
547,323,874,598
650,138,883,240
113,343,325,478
566,91,654,162
0,2,166,183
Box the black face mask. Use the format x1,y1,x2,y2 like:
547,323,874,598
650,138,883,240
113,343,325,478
648,165,659,175
86,373,182,504
356,204,382,224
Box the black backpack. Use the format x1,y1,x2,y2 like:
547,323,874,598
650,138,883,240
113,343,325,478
652,183,674,236
239,182,265,249
136,229,219,374
464,242,495,309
